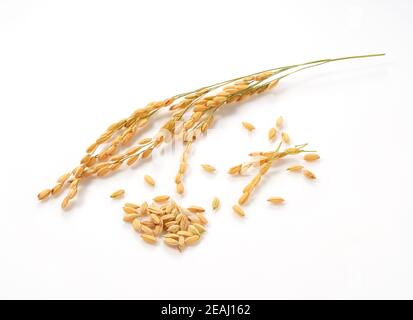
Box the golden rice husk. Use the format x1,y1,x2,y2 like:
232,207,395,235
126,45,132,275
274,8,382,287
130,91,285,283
141,234,157,244
153,195,170,203
232,205,245,217
267,197,285,204
110,189,125,199
287,165,304,172
303,153,320,161
212,197,220,210
38,189,51,201
303,169,316,179
201,164,216,173
144,175,155,186
242,121,255,132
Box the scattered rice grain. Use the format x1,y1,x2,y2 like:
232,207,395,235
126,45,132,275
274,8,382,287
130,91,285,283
232,205,245,217
304,153,320,161
267,197,285,204
144,175,155,186
212,197,220,211
110,189,125,199
303,169,316,179
201,164,216,173
242,121,255,132
287,165,304,172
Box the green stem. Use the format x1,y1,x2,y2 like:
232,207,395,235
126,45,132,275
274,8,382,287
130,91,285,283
174,53,385,99
276,53,385,80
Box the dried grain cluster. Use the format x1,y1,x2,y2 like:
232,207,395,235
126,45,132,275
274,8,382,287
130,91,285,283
122,197,207,251
229,117,320,216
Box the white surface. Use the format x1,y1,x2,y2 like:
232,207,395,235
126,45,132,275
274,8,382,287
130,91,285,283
0,0,412,300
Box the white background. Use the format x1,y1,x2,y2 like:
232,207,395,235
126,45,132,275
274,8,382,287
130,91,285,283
0,0,412,299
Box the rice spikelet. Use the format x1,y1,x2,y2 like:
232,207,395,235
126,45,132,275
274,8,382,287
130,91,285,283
201,164,216,173
110,189,125,199
304,153,320,161
242,122,255,132
267,197,285,204
144,175,155,187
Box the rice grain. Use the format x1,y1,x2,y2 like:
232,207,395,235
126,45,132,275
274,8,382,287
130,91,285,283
267,197,285,204
144,175,155,187
201,164,216,173
304,153,320,161
242,121,255,132
141,234,157,244
110,189,125,199
232,205,245,217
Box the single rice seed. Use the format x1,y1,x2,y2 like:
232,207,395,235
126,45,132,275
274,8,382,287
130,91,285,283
304,153,320,161
110,189,125,199
141,234,157,245
187,205,205,213
176,182,184,195
268,127,277,141
267,197,285,204
185,235,200,246
228,164,242,175
141,225,154,235
164,237,179,247
124,202,139,209
178,236,185,251
144,175,155,186
153,225,162,236
153,195,170,203
242,121,255,132
303,169,317,180
188,215,201,224
177,230,193,237
188,225,200,236
162,213,175,221
281,132,290,144
276,116,283,129
61,197,70,209
52,183,64,196
150,213,161,224
201,164,216,173
212,197,220,211
141,220,155,228
132,219,141,231
123,206,137,214
38,189,51,201
179,161,187,174
197,213,208,225
232,205,245,217
167,225,180,233
193,223,206,233
165,221,178,229
164,233,179,239
287,165,304,172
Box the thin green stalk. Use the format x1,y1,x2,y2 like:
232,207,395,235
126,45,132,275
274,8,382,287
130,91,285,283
174,53,385,99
